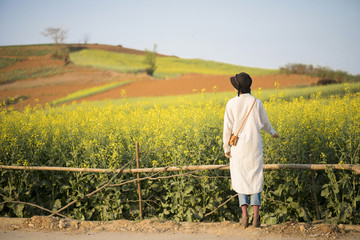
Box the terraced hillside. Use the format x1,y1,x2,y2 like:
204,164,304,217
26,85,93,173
0,44,320,109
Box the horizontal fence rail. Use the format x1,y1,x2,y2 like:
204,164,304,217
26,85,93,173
1,140,358,222
1,163,359,174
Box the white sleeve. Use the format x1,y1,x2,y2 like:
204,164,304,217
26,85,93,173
223,101,234,153
259,100,277,136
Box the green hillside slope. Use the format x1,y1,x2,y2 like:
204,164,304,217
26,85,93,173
69,49,277,78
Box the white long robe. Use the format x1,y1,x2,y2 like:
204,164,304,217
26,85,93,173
223,93,276,194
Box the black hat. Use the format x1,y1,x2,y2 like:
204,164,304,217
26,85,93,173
230,72,252,96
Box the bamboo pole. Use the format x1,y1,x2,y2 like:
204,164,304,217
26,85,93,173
136,142,142,219
0,163,359,174
0,164,229,173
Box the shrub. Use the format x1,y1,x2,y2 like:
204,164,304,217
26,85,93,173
143,44,157,76
279,63,360,83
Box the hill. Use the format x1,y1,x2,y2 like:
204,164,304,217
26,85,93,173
0,44,320,109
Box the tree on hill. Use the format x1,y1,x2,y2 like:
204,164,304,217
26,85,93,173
41,27,67,45
143,44,157,76
83,34,90,44
41,27,69,63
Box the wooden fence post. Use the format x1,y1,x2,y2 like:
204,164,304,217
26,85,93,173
310,154,321,220
136,142,143,219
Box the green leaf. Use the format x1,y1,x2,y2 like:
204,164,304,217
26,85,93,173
186,208,193,222
321,188,329,197
290,188,297,195
14,203,24,217
265,216,278,225
184,185,194,195
53,199,62,211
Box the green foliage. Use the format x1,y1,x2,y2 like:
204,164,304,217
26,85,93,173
51,47,69,61
280,63,360,83
0,46,54,57
259,91,360,224
320,169,359,223
154,58,277,78
69,49,277,77
51,80,134,105
0,66,69,85
143,44,157,76
266,82,360,100
69,49,147,73
1,95,28,107
0,57,22,69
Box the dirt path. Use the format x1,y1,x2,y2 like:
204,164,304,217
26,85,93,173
0,231,303,240
0,216,359,240
82,73,319,100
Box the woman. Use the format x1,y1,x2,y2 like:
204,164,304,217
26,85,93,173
223,72,279,228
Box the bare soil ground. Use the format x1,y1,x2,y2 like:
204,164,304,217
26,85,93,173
0,216,360,240
0,216,359,240
88,73,318,100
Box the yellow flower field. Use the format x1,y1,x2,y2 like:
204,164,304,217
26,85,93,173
0,91,359,223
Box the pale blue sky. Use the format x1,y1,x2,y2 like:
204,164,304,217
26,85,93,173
1,0,359,74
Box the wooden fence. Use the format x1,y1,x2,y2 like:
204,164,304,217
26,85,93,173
1,142,359,220
1,163,359,174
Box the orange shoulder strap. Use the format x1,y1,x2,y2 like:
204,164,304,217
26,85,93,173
234,98,257,137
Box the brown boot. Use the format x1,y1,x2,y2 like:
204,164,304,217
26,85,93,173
252,216,260,227
240,217,249,228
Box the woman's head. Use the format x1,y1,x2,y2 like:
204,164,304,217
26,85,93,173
230,72,252,96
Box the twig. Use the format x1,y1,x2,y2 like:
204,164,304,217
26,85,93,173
263,195,312,222
0,193,71,219
187,174,230,179
263,195,299,208
0,200,70,219
108,170,201,187
204,193,238,218
49,158,135,217
0,193,9,200
311,210,360,224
